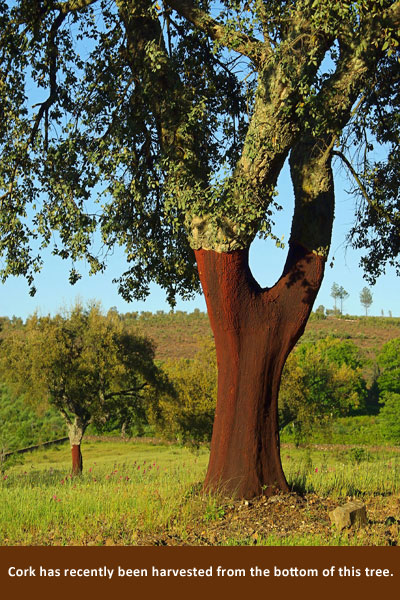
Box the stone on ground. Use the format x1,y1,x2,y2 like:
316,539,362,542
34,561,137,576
329,500,368,531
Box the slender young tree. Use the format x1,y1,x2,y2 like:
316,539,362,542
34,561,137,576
338,285,350,315
331,283,341,314
360,286,373,315
1,1,400,497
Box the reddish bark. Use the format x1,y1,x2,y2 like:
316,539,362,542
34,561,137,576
195,242,325,499
71,444,83,475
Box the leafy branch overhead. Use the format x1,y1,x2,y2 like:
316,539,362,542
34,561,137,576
1,1,400,301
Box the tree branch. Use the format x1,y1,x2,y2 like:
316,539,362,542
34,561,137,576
55,0,99,14
29,11,67,146
332,150,398,227
163,0,267,64
103,384,148,400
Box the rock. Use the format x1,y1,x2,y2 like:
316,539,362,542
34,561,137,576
329,500,368,531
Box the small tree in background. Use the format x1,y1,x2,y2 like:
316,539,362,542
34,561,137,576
314,305,326,320
360,287,373,316
0,303,170,474
338,286,350,314
331,283,341,315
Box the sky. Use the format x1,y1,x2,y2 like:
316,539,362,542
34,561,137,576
1,160,398,321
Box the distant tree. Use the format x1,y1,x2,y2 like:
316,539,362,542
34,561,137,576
0,303,170,474
315,305,326,317
331,283,341,314
279,337,367,443
389,310,393,318
360,287,373,315
338,286,350,314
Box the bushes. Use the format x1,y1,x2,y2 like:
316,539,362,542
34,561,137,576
152,337,217,445
376,338,400,443
278,337,367,444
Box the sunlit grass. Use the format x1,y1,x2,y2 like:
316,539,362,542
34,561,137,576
1,440,209,545
2,440,400,545
282,446,400,497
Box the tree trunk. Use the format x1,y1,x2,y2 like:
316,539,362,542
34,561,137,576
195,242,326,499
66,417,87,476
71,443,83,475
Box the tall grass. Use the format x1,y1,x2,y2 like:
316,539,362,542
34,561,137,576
1,440,400,545
1,441,209,545
283,446,400,497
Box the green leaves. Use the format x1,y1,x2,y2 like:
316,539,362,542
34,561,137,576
279,336,367,440
0,302,170,432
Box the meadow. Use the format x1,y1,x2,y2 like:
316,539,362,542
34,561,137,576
1,438,400,546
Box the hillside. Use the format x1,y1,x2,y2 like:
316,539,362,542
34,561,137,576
129,311,400,366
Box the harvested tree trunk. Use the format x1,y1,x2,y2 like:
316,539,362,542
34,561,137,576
195,242,326,499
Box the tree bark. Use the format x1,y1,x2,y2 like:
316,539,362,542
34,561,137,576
195,242,326,499
66,417,87,476
71,443,83,476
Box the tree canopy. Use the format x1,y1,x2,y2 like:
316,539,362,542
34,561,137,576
0,0,399,301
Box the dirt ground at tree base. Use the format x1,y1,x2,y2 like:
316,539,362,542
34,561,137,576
134,492,400,546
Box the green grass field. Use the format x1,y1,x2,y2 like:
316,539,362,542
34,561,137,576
2,439,400,546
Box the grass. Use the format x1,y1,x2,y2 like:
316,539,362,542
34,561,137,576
1,439,400,546
282,446,400,497
1,440,210,545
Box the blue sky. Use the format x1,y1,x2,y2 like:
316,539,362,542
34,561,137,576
1,159,398,320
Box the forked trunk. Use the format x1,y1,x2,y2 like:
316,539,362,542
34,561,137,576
195,242,326,499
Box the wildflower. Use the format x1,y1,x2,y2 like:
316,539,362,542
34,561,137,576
3,475,8,480
125,476,130,481
137,465,140,470
89,468,92,473
315,468,318,473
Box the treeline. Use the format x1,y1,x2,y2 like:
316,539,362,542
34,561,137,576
1,305,400,473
